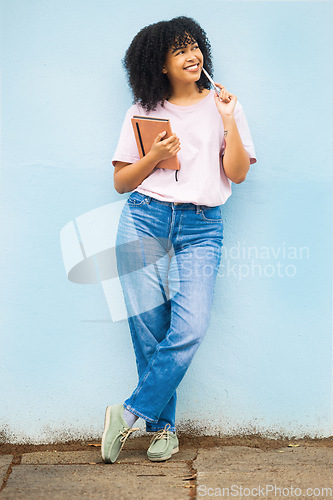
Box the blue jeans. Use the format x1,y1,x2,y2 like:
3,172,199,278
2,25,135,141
116,191,224,432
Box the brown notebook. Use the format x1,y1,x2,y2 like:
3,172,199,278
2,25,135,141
131,115,180,171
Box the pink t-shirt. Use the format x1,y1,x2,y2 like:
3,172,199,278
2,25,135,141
112,90,256,206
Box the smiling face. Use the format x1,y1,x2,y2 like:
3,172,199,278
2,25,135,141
162,38,203,88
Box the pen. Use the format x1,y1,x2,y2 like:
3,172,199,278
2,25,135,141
201,67,221,96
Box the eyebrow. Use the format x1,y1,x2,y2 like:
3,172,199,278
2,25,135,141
172,41,198,54
171,42,198,54
171,46,186,53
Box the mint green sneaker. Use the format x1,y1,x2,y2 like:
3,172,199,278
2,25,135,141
101,404,139,463
147,424,179,462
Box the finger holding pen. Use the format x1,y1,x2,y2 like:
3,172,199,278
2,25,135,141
213,82,237,117
214,83,232,103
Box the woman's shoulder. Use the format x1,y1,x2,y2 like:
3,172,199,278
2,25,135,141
125,101,161,118
124,102,142,116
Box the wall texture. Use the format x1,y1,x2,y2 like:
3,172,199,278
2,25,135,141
1,0,332,443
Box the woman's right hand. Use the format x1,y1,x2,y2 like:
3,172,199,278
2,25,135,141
148,131,181,162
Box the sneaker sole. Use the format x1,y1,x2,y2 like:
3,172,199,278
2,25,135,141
147,446,179,462
101,406,112,462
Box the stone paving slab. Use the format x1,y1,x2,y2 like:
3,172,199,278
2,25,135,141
0,455,12,482
21,448,196,465
194,445,333,470
116,448,197,464
1,463,191,500
194,446,333,499
4,444,333,499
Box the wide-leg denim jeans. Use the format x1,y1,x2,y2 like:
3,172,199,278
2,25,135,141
116,191,224,432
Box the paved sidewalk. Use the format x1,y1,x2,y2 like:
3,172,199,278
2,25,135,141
1,439,333,499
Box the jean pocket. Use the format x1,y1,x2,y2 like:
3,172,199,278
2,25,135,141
127,191,147,206
199,205,223,222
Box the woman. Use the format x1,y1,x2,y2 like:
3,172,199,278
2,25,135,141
101,16,256,464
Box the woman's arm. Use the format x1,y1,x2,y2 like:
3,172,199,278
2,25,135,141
214,84,250,184
114,131,181,193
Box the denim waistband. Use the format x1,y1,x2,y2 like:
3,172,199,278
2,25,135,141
132,192,219,213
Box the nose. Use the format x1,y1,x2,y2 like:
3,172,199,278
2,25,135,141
186,53,196,61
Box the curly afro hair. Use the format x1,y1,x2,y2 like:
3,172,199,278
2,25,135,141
123,16,214,111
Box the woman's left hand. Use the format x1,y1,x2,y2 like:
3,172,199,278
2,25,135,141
213,82,237,117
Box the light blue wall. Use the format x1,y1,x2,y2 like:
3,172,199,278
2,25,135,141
1,0,332,443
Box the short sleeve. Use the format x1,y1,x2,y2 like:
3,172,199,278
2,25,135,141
234,101,257,165
112,105,141,166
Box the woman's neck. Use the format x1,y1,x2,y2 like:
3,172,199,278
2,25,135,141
167,84,210,106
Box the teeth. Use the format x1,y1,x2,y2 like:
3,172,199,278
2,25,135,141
185,64,199,70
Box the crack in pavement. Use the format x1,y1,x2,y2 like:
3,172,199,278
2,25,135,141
186,447,198,499
0,454,21,493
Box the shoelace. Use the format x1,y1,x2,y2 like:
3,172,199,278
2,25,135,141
119,426,139,450
150,423,171,444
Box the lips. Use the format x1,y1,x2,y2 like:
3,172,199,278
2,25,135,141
184,63,200,71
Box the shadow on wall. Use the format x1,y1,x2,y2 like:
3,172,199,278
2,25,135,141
60,200,180,321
